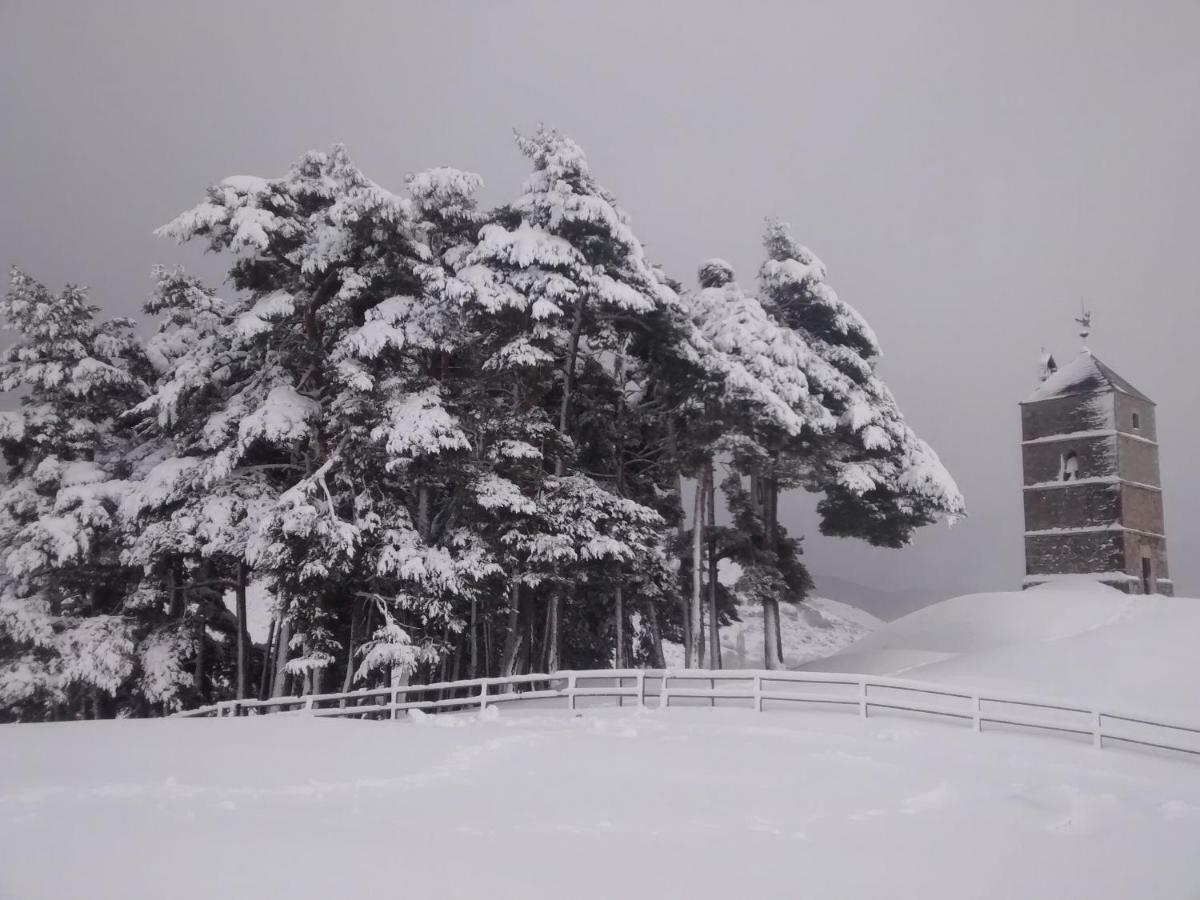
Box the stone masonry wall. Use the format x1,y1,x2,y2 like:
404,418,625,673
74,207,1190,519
1022,435,1115,485
1114,393,1157,441
1120,484,1165,536
1117,435,1161,487
1024,482,1119,532
1021,392,1112,441
1025,531,1124,576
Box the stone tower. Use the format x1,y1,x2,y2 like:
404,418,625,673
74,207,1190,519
1020,349,1171,594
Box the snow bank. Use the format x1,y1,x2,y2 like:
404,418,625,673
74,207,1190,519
804,578,1200,717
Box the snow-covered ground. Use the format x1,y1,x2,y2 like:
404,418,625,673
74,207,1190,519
804,578,1200,719
665,595,881,669
3,578,1200,900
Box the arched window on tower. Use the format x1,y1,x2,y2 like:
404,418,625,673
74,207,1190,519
1061,451,1079,481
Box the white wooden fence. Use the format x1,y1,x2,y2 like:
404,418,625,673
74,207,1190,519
174,668,1200,761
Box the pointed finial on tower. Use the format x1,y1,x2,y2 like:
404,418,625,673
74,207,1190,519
1075,302,1092,352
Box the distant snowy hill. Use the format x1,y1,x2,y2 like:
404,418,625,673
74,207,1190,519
664,596,881,670
804,577,1199,718
810,573,947,621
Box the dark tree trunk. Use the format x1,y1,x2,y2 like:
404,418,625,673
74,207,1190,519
469,595,479,680
614,585,625,668
690,472,706,668
259,617,277,701
272,620,291,697
235,563,249,700
705,460,721,670
340,599,362,705
645,602,667,668
500,581,524,678
762,467,784,670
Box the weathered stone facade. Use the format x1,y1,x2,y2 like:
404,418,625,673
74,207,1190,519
1020,351,1171,595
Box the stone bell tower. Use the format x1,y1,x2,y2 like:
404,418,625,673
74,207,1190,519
1020,314,1171,594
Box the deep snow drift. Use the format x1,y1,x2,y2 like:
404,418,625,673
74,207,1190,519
3,578,1200,900
804,578,1200,718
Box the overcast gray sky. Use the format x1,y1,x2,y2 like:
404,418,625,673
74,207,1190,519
2,0,1197,601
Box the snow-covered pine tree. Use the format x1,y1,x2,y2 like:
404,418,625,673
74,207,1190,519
153,148,495,697
449,128,681,673
683,260,838,668
120,268,275,709
758,220,964,547
0,269,149,720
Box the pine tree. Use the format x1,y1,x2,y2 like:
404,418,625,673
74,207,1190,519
153,148,494,696
682,260,839,667
758,220,964,547
450,128,683,672
0,269,148,720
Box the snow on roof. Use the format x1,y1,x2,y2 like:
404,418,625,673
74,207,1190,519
1023,350,1152,404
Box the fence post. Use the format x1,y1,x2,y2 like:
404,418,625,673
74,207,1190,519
659,672,670,709
1092,711,1103,749
304,695,315,715
972,695,981,733
859,679,869,719
478,679,488,712
753,674,762,713
637,671,646,708
568,673,577,711
390,684,400,722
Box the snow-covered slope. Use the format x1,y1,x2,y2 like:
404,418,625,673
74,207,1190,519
3,707,1200,900
664,597,880,669
803,578,1200,718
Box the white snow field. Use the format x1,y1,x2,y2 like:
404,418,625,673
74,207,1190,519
3,579,1200,900
804,578,1200,720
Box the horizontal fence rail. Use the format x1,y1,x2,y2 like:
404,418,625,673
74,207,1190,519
174,668,1200,762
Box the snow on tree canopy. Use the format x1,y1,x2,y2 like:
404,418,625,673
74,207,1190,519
760,219,880,367
236,385,319,453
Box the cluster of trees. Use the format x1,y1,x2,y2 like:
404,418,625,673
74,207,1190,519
0,129,963,721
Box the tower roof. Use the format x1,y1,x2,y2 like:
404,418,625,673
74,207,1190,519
1022,351,1152,404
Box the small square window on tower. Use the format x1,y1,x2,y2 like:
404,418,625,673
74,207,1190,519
1132,412,1141,431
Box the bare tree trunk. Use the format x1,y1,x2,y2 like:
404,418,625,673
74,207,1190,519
259,617,277,701
704,460,721,669
340,599,361,705
469,595,479,679
482,595,493,678
544,592,561,673
192,614,207,700
417,485,431,540
235,563,249,700
168,559,184,619
614,585,625,668
762,471,784,670
272,620,291,697
645,602,666,668
500,581,524,678
689,474,706,668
